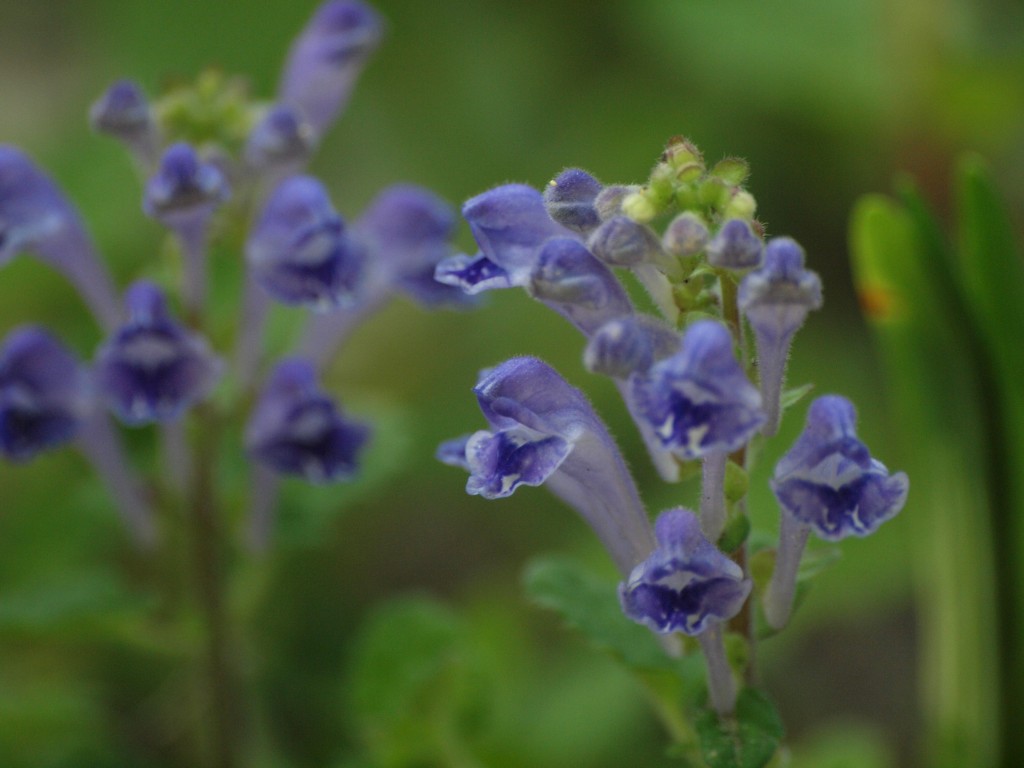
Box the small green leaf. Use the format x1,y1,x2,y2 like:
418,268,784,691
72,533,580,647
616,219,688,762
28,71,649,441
696,688,784,768
779,383,814,411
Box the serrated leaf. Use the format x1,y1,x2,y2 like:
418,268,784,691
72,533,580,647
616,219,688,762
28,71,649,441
696,688,783,768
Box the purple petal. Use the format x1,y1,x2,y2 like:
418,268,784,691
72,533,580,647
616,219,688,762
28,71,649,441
584,315,680,378
462,184,576,284
247,175,364,309
632,321,764,459
738,236,823,343
543,168,603,234
620,508,750,635
144,143,229,223
244,104,314,170
528,237,633,336
464,428,571,498
278,0,383,137
0,326,89,461
705,218,763,270
95,281,221,425
434,253,512,294
771,395,908,540
246,358,369,482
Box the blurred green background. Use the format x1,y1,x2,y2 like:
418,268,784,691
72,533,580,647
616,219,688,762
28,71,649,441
0,1,1021,766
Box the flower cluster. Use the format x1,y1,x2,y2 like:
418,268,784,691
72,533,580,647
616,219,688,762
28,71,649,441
438,138,908,716
0,0,465,547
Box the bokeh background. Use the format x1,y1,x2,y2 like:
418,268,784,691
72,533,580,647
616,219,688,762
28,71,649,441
0,1,1021,766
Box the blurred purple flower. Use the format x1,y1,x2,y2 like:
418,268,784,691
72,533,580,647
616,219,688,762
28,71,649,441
95,281,221,425
278,0,383,139
143,143,229,225
0,326,90,462
247,175,364,310
246,358,369,482
0,146,121,330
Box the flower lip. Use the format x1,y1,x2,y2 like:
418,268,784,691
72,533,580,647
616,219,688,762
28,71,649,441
738,237,822,331
443,356,656,574
620,508,751,635
246,358,370,482
95,281,221,425
632,320,765,459
0,326,89,462
462,183,576,285
771,395,908,540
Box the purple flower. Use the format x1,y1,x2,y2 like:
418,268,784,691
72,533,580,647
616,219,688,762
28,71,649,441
435,184,576,294
0,146,121,330
278,0,383,139
528,238,633,336
143,143,229,224
584,315,680,379
439,356,656,574
89,79,155,147
543,168,602,234
246,175,364,310
632,320,764,460
0,327,90,462
246,358,369,482
588,215,664,268
705,218,763,270
620,508,751,635
244,104,314,171
355,184,469,307
738,236,823,436
95,281,221,425
763,395,908,629
772,395,908,540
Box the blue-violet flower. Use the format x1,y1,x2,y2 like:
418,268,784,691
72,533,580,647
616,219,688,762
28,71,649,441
245,357,370,482
278,0,383,139
0,326,90,462
632,320,764,460
246,175,364,310
439,356,656,575
543,168,603,234
763,395,908,629
95,280,221,425
738,236,823,436
705,218,763,270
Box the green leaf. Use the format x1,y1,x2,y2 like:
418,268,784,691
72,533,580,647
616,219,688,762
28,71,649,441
346,597,480,767
779,382,814,411
696,688,784,768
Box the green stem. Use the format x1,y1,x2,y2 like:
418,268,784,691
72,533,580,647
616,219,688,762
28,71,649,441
188,406,238,768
